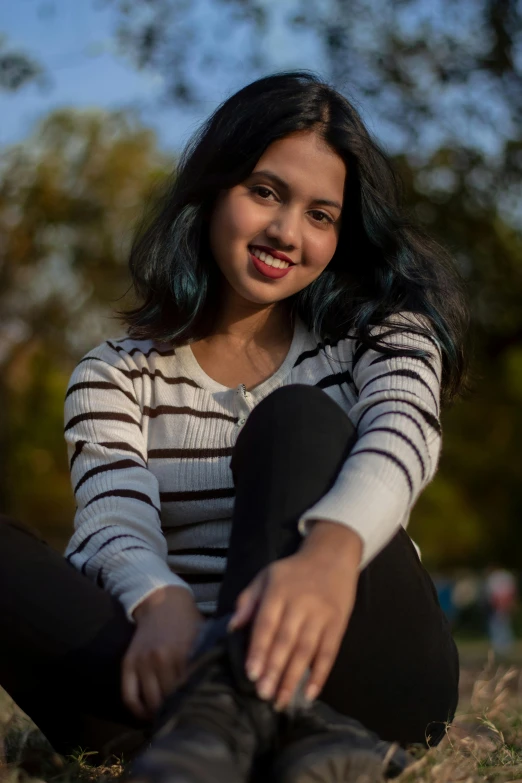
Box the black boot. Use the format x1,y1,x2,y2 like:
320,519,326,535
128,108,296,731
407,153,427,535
125,616,281,783
273,700,412,783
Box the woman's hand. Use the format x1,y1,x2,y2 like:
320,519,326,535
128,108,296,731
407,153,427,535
122,585,205,721
228,521,362,712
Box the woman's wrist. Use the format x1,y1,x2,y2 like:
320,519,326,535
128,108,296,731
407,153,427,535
133,584,194,622
300,519,363,569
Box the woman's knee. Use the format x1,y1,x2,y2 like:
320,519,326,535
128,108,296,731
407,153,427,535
230,383,357,482
258,382,339,411
242,383,355,439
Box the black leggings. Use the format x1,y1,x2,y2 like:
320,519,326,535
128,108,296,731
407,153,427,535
0,385,458,758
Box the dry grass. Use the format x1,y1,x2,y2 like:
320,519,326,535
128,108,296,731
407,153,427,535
2,650,522,782
0,700,128,783
399,654,522,783
0,721,126,783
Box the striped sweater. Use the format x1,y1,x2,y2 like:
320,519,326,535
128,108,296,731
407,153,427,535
63,312,443,622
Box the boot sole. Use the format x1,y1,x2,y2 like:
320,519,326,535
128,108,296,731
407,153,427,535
275,735,385,783
126,727,244,783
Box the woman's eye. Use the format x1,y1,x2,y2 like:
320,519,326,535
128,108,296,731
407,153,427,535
249,188,333,224
310,210,334,224
252,185,276,200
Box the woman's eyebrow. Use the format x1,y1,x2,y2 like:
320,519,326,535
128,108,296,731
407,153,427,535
250,169,342,211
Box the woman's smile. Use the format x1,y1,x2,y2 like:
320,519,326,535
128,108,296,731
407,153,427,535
208,129,346,309
249,245,296,268
248,247,295,279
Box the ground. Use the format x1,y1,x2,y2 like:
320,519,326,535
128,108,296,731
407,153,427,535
2,641,522,782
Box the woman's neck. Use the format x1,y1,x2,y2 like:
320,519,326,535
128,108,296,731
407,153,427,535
210,302,294,350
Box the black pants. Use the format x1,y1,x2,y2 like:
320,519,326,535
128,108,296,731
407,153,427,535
0,385,459,759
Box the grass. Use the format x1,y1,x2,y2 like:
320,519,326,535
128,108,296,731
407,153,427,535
399,653,522,783
2,643,522,782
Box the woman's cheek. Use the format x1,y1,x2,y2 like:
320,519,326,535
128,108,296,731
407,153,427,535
307,236,337,273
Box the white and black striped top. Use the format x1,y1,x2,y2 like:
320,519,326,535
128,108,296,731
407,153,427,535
63,312,443,621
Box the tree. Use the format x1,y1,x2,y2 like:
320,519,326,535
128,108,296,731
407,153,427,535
0,108,170,547
402,146,522,566
0,35,43,91
108,0,522,160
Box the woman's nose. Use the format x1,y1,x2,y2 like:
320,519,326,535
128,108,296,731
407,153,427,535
265,206,301,251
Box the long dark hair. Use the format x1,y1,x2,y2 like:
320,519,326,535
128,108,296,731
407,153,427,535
122,71,470,405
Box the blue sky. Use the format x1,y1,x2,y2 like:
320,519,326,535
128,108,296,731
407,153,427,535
0,0,328,154
1,0,511,163
0,0,217,152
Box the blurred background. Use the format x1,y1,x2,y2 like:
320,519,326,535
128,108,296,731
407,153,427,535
0,0,521,641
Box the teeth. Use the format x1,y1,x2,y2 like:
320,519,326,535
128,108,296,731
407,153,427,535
250,247,291,269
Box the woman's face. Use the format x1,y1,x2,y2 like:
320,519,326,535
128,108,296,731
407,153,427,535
208,130,346,311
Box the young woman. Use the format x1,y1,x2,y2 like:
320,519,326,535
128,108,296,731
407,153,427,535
0,72,468,782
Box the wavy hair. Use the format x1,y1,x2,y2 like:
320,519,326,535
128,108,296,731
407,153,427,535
122,71,470,405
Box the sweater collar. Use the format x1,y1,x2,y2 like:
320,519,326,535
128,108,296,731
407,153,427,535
176,316,311,398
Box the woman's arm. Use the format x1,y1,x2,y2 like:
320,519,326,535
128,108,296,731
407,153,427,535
298,311,442,569
65,344,207,719
64,342,193,622
299,518,363,567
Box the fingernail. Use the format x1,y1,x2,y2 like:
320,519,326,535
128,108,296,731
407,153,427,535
247,661,261,682
257,678,274,700
305,684,319,702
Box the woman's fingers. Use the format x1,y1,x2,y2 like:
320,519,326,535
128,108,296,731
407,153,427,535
255,609,306,702
246,588,284,684
122,662,149,720
305,626,344,702
272,618,323,710
229,573,264,631
122,653,177,720
155,656,181,701
138,663,165,717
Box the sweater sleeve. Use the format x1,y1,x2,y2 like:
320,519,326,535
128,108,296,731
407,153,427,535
298,312,443,569
63,345,193,622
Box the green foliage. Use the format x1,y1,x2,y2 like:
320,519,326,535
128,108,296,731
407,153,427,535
0,108,172,546
5,346,75,550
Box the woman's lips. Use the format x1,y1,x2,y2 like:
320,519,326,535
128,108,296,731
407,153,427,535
249,250,294,279
250,245,294,265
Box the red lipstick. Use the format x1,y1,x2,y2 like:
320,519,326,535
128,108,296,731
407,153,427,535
248,249,294,280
